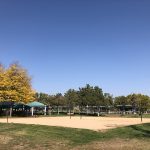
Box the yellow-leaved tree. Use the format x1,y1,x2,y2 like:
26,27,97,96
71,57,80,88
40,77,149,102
0,63,35,103
0,64,7,101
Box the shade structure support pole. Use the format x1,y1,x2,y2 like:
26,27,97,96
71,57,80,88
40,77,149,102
44,105,46,115
10,107,12,117
31,107,34,116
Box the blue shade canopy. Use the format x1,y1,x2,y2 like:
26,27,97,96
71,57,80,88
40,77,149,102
27,101,45,107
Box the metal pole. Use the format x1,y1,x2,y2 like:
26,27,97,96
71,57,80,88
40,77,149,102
6,109,9,123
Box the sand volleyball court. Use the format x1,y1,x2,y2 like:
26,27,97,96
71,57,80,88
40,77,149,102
0,116,150,131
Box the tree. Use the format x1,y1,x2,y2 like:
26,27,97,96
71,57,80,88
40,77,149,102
35,92,50,104
78,84,104,118
103,93,113,113
104,93,113,106
93,86,104,106
64,89,79,118
127,94,138,113
114,96,128,114
135,94,150,122
0,63,35,103
115,94,150,119
78,84,104,106
54,93,66,114
114,96,128,106
0,64,6,101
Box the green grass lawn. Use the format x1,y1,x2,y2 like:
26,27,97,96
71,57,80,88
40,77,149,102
0,123,149,150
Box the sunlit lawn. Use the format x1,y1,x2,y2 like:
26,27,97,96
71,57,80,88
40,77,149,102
0,122,149,150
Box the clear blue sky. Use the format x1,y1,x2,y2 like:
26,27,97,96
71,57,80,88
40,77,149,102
0,0,150,96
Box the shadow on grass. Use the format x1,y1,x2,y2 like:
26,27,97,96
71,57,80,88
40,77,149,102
104,123,150,140
130,123,150,138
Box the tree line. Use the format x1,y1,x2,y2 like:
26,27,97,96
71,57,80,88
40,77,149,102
0,63,150,115
35,86,150,112
35,84,113,108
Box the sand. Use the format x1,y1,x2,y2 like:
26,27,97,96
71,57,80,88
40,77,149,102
0,116,150,131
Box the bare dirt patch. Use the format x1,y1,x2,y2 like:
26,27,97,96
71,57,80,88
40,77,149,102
13,144,26,150
17,140,70,150
32,141,69,150
16,130,27,136
0,135,12,144
71,139,150,150
0,117,150,131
